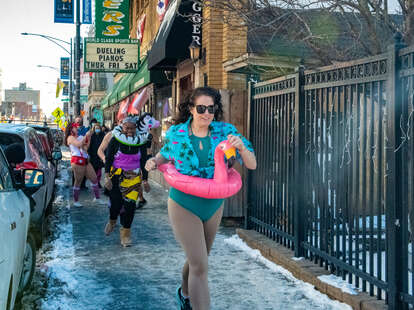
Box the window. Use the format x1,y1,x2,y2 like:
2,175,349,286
0,150,14,191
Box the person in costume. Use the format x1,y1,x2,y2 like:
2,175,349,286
65,122,104,207
145,87,256,310
88,122,105,187
103,116,149,247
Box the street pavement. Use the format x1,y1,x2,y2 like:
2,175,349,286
20,154,351,310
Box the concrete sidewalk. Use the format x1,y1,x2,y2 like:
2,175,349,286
29,158,350,310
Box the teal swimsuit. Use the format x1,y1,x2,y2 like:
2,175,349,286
169,134,224,222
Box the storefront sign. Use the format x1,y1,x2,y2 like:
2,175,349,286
84,38,140,73
54,0,74,24
60,57,70,80
95,0,130,39
191,1,202,47
83,0,92,24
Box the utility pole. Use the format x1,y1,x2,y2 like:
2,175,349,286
69,38,73,120
75,0,81,117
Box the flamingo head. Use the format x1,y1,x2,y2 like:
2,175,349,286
218,140,236,161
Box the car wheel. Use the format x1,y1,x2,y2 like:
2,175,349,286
17,234,36,296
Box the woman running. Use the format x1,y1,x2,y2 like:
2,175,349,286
145,87,256,310
88,123,105,187
65,122,104,207
103,116,149,247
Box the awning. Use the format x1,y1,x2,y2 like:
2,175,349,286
117,73,135,101
101,92,110,109
147,0,195,70
109,78,124,106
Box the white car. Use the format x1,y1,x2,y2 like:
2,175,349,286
0,148,44,310
0,124,56,247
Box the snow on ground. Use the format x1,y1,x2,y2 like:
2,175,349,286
225,235,352,310
17,155,354,310
318,275,359,295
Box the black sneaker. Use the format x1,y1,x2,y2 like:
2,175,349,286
176,286,192,310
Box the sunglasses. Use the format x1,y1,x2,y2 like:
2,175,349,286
195,104,216,114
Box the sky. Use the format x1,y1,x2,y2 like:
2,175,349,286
0,0,90,116
0,0,401,116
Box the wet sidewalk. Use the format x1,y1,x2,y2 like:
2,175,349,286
20,157,350,310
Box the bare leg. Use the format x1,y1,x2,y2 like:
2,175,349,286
168,199,210,310
71,164,86,202
85,163,100,199
181,205,224,297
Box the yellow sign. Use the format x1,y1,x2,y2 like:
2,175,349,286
58,119,68,128
52,107,65,120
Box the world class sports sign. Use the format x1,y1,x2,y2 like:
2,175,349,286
84,38,139,73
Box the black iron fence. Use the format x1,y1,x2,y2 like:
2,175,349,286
247,35,414,309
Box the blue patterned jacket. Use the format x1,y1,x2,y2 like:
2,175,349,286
160,118,254,179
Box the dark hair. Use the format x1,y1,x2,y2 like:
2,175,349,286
64,122,75,146
175,87,224,124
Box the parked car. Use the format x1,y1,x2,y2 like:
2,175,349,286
0,147,44,310
29,125,62,173
50,128,64,147
0,124,56,247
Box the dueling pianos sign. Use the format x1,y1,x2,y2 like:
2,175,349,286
84,38,139,73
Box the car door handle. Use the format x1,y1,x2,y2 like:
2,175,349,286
21,212,24,218
10,222,16,231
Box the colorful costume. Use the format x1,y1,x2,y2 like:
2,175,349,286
161,118,254,221
105,126,148,229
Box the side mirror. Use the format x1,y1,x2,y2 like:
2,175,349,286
23,169,44,188
52,150,62,161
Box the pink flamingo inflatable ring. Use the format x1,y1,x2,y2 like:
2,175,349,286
158,140,242,199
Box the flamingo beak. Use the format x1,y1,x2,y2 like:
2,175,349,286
224,147,236,160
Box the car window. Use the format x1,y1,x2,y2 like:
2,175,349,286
0,133,24,152
28,132,42,165
0,150,14,191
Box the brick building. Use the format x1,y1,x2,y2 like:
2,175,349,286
101,0,254,218
4,83,41,120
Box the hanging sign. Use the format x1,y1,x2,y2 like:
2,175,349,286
84,38,139,73
60,57,70,80
62,81,69,96
95,0,130,39
191,1,202,47
83,0,92,24
54,0,74,24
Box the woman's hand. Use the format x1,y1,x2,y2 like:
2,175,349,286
228,134,246,152
145,158,158,171
143,180,150,193
104,177,112,191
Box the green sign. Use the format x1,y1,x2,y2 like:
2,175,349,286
61,98,70,102
95,0,130,39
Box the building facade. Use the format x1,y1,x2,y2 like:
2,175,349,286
4,83,41,120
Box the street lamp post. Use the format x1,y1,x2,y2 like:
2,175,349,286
21,32,74,119
75,0,81,117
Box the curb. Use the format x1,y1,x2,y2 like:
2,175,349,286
236,229,387,310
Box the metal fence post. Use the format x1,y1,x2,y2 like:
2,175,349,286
385,33,406,310
245,81,254,230
294,64,306,257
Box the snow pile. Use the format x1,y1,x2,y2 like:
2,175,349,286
224,235,352,310
318,275,360,295
292,257,304,261
54,195,64,204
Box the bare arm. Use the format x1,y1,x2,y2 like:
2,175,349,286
144,152,169,171
98,132,112,162
67,135,85,148
239,148,257,170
